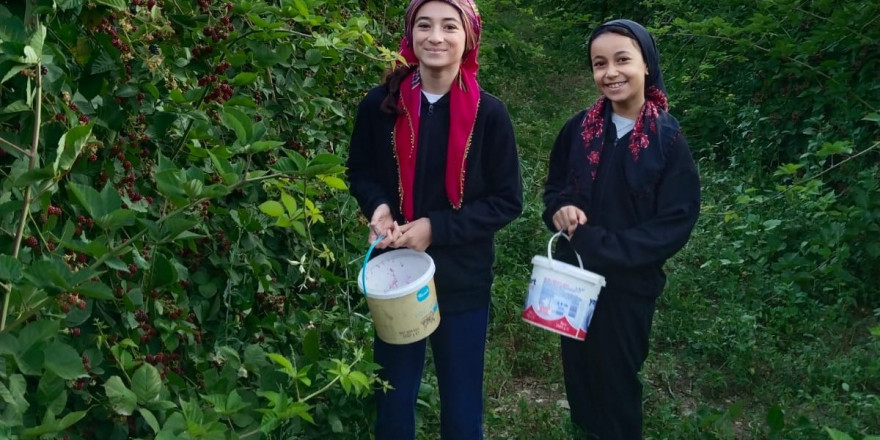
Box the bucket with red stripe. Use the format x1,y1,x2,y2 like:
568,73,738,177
522,231,605,340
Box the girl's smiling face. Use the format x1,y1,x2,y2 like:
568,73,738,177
590,32,649,118
412,1,467,74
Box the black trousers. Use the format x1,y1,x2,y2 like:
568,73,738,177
561,289,657,440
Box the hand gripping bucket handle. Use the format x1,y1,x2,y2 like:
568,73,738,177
548,230,584,269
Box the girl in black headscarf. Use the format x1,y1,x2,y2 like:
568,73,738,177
542,19,701,439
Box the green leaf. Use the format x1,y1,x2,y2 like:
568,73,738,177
91,50,116,74
147,112,179,140
869,325,880,338
0,10,27,42
95,208,136,231
68,182,118,218
765,405,784,430
54,124,93,173
56,0,85,10
77,281,114,300
226,390,249,412
37,372,68,414
0,255,23,281
825,428,854,440
231,72,258,86
57,410,87,430
139,408,161,434
13,166,55,187
293,0,309,16
181,398,204,426
303,329,319,363
151,253,178,287
267,353,294,375
0,333,18,355
259,201,284,217
0,100,31,114
104,376,138,415
816,141,853,158
246,140,284,153
281,192,298,218
862,112,880,122
143,83,160,99
773,163,803,177
320,175,347,191
43,341,88,380
169,89,187,103
762,219,782,230
221,107,252,145
94,0,126,10
23,258,73,292
131,364,162,403
18,319,58,348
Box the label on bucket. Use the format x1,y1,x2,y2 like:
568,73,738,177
522,270,600,340
417,286,430,302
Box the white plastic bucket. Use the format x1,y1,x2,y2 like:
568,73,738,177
358,241,440,345
522,231,606,340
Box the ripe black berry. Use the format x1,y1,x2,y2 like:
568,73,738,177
149,44,159,55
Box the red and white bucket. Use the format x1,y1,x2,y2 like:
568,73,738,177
522,231,606,340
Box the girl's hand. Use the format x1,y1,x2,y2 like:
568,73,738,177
552,205,587,236
370,204,400,249
394,218,432,252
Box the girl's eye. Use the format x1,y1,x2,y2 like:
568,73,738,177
417,23,430,29
618,57,630,63
592,61,605,68
444,24,458,31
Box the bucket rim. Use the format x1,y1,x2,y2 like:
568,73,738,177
358,249,436,299
531,255,606,286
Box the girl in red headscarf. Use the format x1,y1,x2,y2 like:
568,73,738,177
346,1,522,438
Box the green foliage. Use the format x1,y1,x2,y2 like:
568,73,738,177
0,0,396,438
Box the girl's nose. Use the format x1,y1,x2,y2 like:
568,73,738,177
428,27,443,43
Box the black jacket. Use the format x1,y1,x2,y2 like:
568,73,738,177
347,86,523,312
543,110,700,298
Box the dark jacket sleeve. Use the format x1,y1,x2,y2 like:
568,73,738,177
569,133,701,270
429,97,523,246
542,112,586,231
346,90,392,220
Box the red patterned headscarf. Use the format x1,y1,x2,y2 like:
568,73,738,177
394,0,482,221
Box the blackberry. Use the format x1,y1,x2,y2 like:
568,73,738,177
149,43,159,55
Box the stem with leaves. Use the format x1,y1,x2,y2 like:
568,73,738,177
1,64,42,332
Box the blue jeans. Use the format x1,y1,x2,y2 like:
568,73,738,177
373,305,489,440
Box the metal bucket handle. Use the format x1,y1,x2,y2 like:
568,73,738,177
548,230,584,269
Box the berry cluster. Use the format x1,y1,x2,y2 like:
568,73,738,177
203,25,231,43
57,292,87,313
98,16,131,54
143,351,185,379
135,309,158,343
204,80,234,104
75,214,94,236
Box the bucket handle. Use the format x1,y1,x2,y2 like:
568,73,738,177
360,235,386,297
548,231,584,269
